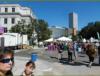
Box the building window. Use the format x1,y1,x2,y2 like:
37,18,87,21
4,27,7,32
4,18,7,24
12,18,15,24
12,8,15,12
5,8,8,12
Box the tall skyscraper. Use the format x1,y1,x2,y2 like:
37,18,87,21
69,12,78,36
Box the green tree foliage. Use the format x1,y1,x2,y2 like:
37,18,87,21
10,19,31,38
79,21,100,39
34,19,52,41
10,19,52,41
72,35,78,41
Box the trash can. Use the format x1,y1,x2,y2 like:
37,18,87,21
31,53,38,62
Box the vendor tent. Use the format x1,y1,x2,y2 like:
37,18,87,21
83,38,86,42
57,36,72,41
44,38,55,42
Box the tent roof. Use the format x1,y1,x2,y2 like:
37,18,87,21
57,36,72,41
44,38,54,42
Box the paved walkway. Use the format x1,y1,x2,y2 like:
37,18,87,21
12,47,100,76
13,56,100,76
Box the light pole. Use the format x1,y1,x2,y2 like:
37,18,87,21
31,19,40,47
0,37,4,51
35,20,39,47
19,20,25,49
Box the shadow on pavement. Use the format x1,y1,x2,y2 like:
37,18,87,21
59,58,88,66
59,58,100,67
92,63,100,66
82,61,100,66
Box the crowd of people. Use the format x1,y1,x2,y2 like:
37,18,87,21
46,41,100,67
0,41,100,76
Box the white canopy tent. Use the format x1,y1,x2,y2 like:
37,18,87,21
57,36,72,41
82,38,86,42
90,37,94,42
44,38,55,42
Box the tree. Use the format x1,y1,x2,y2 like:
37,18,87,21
33,19,52,41
10,19,33,39
79,21,100,39
72,35,78,41
10,19,52,41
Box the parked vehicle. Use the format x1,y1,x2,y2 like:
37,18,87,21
0,33,29,50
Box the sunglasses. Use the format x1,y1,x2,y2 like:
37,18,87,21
0,58,14,63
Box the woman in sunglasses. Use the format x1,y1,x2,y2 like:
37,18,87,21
0,49,14,76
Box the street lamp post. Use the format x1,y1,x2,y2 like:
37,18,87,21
35,20,40,47
0,37,4,51
31,19,40,47
19,20,25,49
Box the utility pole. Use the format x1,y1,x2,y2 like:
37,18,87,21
19,20,23,49
0,37,4,51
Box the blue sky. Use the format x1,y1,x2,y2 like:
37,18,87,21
0,1,100,30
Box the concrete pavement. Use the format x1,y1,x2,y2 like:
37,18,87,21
12,48,100,76
13,56,100,76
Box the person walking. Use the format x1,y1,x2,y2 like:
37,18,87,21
0,49,14,76
57,43,62,61
67,42,73,63
98,42,100,64
86,44,96,68
73,41,78,61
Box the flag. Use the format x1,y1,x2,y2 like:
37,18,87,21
97,32,100,40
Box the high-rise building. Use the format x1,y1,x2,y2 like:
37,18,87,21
0,4,36,32
69,12,78,36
